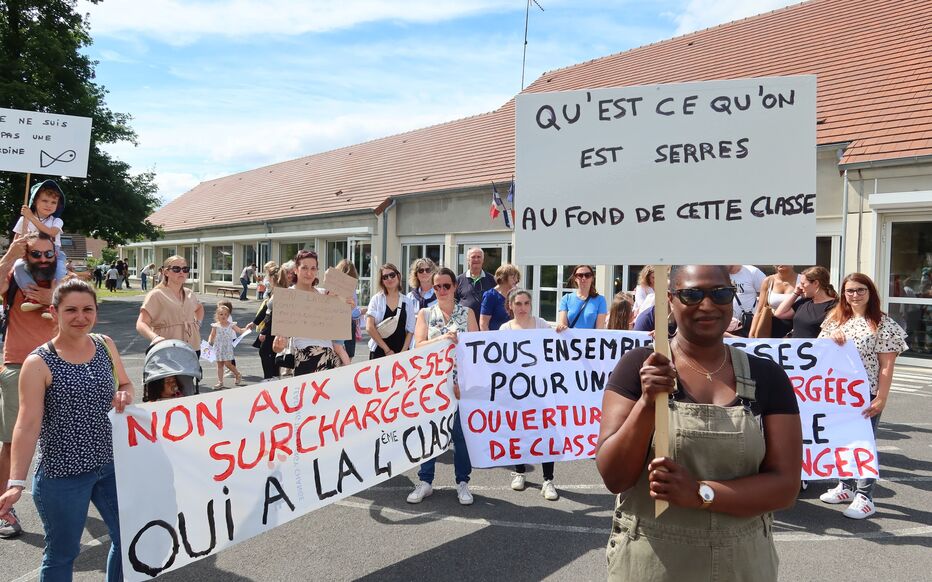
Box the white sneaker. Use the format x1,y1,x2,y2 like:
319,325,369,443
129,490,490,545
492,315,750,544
819,482,854,504
511,472,526,491
406,481,433,504
843,493,876,519
456,482,473,505
541,480,559,501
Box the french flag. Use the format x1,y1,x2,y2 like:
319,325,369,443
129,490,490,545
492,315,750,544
490,182,514,229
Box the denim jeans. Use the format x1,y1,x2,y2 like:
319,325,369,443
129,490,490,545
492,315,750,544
418,411,472,484
841,409,882,500
32,462,122,582
240,277,250,300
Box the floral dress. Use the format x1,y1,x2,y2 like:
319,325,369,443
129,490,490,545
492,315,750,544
211,321,237,361
820,314,908,394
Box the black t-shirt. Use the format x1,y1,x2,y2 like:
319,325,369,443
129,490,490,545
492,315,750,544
606,347,799,417
791,298,837,338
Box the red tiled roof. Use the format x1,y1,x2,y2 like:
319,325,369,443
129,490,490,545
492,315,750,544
151,0,931,232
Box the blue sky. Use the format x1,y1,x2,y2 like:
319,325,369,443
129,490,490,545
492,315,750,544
80,0,796,204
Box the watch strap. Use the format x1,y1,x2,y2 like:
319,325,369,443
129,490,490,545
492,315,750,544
7,479,27,489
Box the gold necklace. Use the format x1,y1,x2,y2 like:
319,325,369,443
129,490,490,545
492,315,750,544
674,342,730,382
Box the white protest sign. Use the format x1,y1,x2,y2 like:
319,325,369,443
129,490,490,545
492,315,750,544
271,287,352,340
0,107,93,177
456,329,653,466
514,76,817,264
321,268,358,301
111,342,456,580
231,328,253,348
198,340,216,363
725,338,878,481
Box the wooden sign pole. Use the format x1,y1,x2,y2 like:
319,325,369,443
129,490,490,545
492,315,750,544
23,173,31,206
653,265,671,517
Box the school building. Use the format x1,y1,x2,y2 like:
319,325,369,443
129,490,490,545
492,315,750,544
124,0,932,365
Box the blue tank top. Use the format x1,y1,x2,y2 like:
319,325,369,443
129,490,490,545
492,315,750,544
34,337,115,478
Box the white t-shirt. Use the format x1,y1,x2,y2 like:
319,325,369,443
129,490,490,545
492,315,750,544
13,215,63,247
730,265,766,314
500,317,551,330
106,268,119,280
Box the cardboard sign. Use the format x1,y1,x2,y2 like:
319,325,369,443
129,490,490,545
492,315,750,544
514,76,817,264
271,287,351,340
457,329,653,466
726,338,879,481
110,342,457,580
0,107,93,177
321,268,358,301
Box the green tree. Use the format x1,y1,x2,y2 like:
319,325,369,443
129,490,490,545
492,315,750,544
0,0,162,245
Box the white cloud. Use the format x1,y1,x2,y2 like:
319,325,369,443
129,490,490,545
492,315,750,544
670,0,798,36
81,0,520,43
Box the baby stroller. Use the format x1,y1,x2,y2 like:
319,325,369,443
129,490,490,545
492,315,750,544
142,339,202,402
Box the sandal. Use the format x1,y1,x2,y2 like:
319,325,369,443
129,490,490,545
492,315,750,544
214,382,225,389
235,373,245,386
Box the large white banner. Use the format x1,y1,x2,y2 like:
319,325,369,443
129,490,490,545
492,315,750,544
456,329,653,466
726,338,879,482
0,107,93,177
458,331,878,481
111,342,456,581
514,76,817,265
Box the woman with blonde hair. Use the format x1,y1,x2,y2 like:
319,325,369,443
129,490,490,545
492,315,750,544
480,263,521,331
136,255,204,351
774,265,837,338
633,265,655,316
407,258,438,310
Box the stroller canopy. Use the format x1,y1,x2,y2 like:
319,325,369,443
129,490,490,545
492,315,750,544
143,339,202,397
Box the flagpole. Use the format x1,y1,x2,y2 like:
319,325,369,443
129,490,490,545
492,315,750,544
521,1,544,90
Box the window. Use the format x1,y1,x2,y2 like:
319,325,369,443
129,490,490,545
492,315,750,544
141,248,154,272
279,241,315,264
160,247,177,264
530,264,580,321
242,244,257,275
326,240,348,269
210,245,233,282
182,246,199,280
125,249,137,276
456,244,510,275
351,239,373,305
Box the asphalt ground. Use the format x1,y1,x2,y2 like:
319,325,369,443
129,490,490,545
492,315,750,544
2,293,931,581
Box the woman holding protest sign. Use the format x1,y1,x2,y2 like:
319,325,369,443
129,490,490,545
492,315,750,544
773,265,837,338
479,263,521,331
407,267,478,506
557,265,607,330
366,263,415,359
136,255,205,352
500,288,563,500
271,251,351,376
818,273,908,519
597,265,801,581
0,279,133,581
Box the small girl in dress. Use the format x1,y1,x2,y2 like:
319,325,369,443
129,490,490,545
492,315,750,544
208,305,246,389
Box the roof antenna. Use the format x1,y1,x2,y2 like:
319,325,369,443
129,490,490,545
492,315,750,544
521,0,545,91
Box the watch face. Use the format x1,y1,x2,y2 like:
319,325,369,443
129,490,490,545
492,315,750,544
699,484,714,502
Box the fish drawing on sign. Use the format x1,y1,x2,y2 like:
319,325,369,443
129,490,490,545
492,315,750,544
39,149,77,168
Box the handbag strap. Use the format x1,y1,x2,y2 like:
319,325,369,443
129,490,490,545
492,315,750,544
569,295,591,329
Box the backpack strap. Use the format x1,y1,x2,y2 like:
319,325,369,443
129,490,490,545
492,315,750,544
729,345,757,401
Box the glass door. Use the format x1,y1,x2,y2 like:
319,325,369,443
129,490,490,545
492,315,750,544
349,238,373,304
884,217,932,362
258,241,271,269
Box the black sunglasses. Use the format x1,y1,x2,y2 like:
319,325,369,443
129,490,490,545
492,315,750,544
417,268,433,274
381,272,398,281
575,271,593,279
433,283,453,291
168,266,190,273
672,286,737,306
29,250,56,259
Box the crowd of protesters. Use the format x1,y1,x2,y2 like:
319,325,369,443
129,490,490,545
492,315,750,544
0,228,912,581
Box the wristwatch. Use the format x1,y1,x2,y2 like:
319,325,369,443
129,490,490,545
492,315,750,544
7,479,26,490
698,481,714,508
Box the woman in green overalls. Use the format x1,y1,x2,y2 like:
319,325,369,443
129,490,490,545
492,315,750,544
597,265,802,582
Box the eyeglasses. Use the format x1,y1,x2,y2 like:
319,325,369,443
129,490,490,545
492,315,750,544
417,268,433,274
672,286,737,306
29,250,56,259
844,287,869,296
168,266,190,273
381,272,398,281
433,283,453,291
575,271,593,279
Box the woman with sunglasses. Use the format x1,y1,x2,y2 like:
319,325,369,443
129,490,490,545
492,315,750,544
366,263,416,359
271,251,351,375
773,265,837,338
407,258,438,310
136,255,204,351
597,265,801,582
407,267,478,506
817,273,907,519
557,265,607,330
